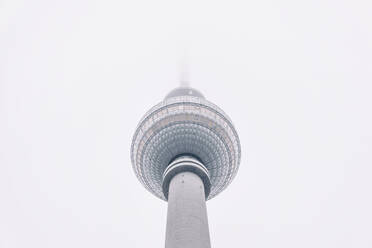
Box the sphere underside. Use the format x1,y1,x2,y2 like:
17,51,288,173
131,95,241,200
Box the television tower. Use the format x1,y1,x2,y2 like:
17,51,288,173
131,83,241,248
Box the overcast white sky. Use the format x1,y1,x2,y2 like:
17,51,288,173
1,0,372,247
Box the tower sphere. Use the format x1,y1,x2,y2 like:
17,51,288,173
131,86,241,200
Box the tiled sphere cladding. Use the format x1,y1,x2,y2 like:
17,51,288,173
131,91,241,201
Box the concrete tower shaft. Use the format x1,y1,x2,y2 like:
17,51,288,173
166,172,211,248
164,156,211,248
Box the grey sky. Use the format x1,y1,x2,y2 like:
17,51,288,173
1,0,372,247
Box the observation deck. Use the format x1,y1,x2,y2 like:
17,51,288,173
130,86,241,200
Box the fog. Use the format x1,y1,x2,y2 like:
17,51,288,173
1,0,372,247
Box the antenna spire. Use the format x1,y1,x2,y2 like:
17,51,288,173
179,48,190,87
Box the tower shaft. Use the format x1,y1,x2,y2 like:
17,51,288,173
165,171,211,248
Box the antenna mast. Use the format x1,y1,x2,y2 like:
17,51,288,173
179,48,190,87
